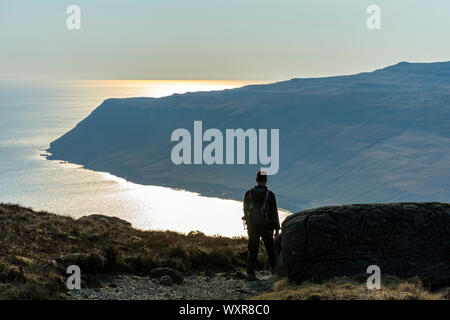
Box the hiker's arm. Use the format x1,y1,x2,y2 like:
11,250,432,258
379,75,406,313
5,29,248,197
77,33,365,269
242,191,250,220
271,192,281,231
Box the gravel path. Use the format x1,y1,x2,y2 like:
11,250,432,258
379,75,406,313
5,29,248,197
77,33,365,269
66,271,274,300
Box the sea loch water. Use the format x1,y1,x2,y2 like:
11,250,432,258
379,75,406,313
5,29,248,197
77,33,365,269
0,80,287,236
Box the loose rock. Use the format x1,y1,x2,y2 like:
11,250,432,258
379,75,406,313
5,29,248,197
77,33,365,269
150,267,184,284
159,275,173,286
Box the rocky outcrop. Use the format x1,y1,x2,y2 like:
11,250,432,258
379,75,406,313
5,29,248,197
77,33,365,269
280,203,450,288
78,214,132,227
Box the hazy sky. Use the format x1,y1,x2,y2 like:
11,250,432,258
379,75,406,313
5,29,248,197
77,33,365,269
1,0,449,80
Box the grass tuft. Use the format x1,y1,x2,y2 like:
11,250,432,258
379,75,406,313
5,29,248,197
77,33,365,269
252,275,447,300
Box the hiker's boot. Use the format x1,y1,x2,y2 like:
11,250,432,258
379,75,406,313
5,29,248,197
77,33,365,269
246,273,257,281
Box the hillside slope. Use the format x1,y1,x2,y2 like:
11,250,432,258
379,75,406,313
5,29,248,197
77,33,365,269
0,203,250,299
48,62,450,211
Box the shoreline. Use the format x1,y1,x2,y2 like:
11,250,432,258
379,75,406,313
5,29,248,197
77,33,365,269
41,152,291,236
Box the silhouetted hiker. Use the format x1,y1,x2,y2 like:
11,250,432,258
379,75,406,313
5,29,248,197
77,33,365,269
242,170,280,281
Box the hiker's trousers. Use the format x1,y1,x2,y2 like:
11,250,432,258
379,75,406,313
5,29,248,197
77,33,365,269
246,224,277,275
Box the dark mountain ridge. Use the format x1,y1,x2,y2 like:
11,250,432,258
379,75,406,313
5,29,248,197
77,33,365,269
48,61,450,211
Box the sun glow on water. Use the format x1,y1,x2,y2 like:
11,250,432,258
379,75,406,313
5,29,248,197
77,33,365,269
100,172,247,236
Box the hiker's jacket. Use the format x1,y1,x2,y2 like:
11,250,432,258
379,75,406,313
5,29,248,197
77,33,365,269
243,185,281,230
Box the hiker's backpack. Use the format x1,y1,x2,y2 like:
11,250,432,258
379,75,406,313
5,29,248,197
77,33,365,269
246,189,270,225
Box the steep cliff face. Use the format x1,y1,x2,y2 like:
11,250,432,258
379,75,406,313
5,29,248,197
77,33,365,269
48,62,450,211
280,202,450,288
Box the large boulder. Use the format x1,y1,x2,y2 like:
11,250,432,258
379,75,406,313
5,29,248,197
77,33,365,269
280,203,450,288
